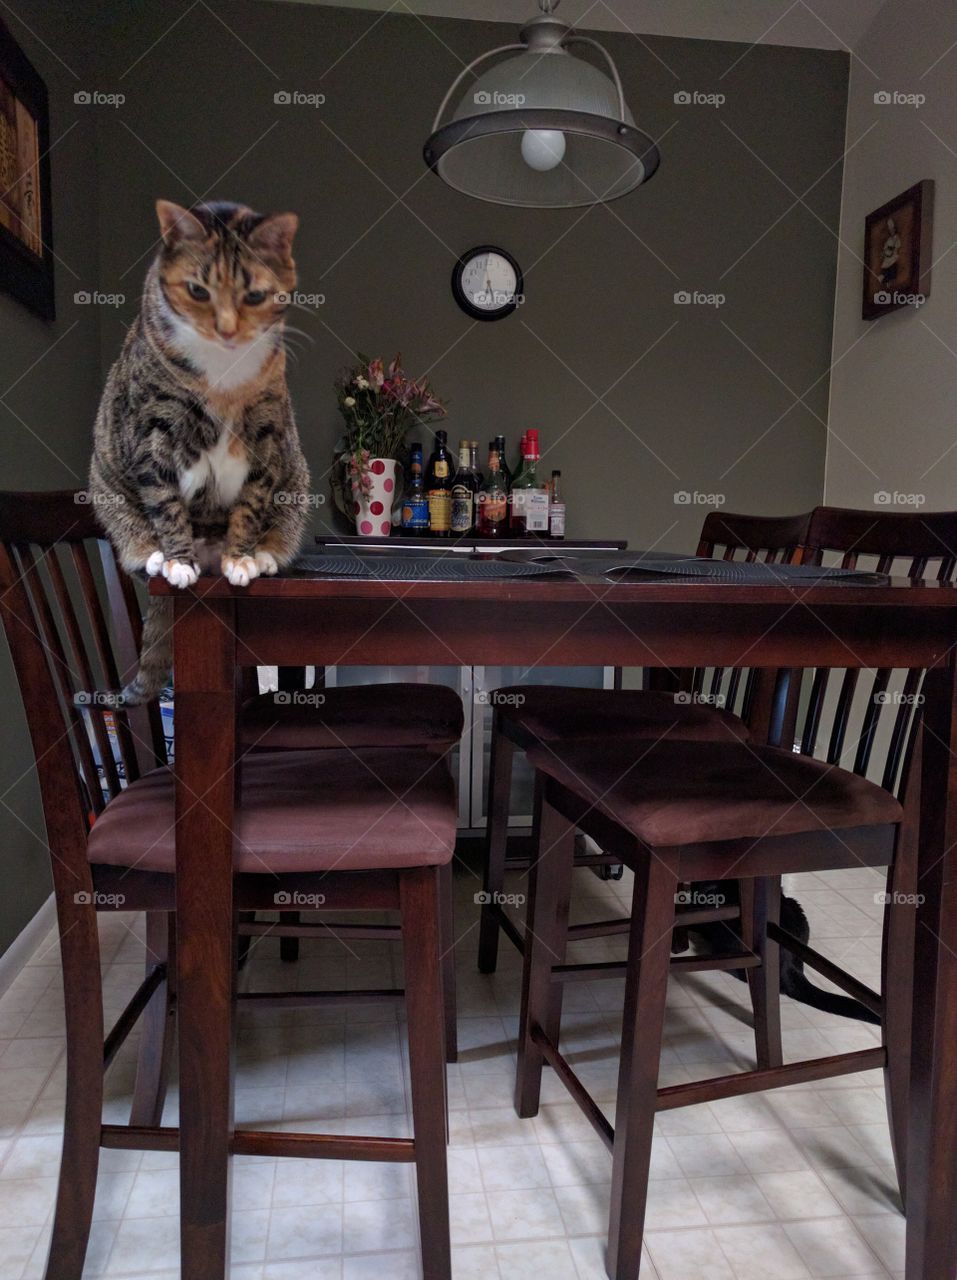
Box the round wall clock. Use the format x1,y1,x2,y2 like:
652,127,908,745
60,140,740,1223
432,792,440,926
451,245,523,321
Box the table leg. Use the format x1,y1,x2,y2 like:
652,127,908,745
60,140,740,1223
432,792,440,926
173,599,237,1279
907,660,957,1279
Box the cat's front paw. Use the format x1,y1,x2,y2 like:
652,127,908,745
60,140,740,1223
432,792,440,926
222,554,259,587
144,550,165,577
253,549,279,576
162,558,200,589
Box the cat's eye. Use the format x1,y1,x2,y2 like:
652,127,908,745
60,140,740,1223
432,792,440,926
186,281,210,301
245,289,268,305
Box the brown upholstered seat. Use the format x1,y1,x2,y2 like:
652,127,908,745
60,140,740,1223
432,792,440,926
496,685,750,746
241,682,465,750
525,739,902,847
88,748,456,873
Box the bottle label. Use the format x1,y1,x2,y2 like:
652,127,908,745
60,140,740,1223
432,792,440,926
517,489,549,533
451,492,474,533
549,503,566,538
402,497,429,529
428,490,451,531
433,460,449,478
479,493,507,527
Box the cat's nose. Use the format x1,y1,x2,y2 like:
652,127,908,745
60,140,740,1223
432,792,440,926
216,310,239,338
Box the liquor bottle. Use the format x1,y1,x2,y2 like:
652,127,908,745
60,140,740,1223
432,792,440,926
548,469,566,540
477,446,508,538
401,442,429,535
450,440,479,536
493,434,513,491
470,440,484,493
425,429,452,537
509,429,549,537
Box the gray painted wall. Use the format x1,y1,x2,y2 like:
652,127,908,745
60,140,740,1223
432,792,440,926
0,0,848,954
0,1,103,954
825,0,957,510
92,1,848,548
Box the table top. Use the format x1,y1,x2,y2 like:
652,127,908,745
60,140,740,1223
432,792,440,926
152,566,957,606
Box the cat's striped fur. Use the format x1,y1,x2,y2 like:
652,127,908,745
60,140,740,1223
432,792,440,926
90,200,309,703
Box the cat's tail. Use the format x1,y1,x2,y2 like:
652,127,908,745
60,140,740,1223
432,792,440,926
781,970,881,1025
119,596,173,705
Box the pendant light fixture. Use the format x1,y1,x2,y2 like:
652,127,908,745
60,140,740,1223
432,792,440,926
423,0,660,209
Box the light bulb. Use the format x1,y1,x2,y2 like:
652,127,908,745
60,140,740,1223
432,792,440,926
521,129,566,172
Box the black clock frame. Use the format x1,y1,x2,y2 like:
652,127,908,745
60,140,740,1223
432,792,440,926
451,245,523,322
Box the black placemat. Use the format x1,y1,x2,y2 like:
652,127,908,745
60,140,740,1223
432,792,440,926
292,553,568,581
292,550,888,586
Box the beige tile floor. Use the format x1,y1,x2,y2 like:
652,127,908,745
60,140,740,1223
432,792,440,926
0,860,905,1279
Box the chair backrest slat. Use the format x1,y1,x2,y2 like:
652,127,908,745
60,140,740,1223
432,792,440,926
70,542,144,785
15,542,108,815
0,491,168,852
689,510,812,725
797,505,957,796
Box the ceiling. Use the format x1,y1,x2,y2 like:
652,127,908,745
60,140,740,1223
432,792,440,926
270,0,888,52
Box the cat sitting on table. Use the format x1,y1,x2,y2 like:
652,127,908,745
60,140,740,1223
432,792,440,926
90,199,309,704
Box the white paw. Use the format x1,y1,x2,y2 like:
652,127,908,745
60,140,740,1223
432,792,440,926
162,559,199,589
222,554,259,587
144,550,165,577
253,549,279,576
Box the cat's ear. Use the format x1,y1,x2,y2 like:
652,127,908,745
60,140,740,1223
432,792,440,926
156,200,206,247
249,212,298,263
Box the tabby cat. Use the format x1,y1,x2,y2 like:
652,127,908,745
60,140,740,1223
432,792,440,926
90,199,309,703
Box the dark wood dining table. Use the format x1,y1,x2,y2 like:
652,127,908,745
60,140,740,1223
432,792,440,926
154,566,957,1280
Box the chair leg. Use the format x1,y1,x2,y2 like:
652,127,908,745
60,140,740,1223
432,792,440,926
607,850,678,1280
883,832,917,1207
400,866,452,1280
130,912,177,1128
280,911,301,963
514,789,574,1119
438,861,458,1064
45,902,105,1280
741,875,783,1070
478,719,515,974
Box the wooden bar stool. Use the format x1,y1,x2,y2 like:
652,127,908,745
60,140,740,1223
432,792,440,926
516,721,917,1280
0,492,455,1280
477,509,811,976
239,675,463,1059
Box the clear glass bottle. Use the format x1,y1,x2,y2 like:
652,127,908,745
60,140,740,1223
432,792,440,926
548,469,566,540
450,439,478,536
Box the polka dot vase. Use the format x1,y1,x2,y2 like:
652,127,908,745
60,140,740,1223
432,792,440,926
354,457,398,537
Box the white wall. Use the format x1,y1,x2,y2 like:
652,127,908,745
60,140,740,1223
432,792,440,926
825,0,957,509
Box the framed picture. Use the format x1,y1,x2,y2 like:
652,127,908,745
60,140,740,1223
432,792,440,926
0,16,55,320
862,180,934,321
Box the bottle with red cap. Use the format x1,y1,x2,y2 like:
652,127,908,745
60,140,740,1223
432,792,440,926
509,429,549,537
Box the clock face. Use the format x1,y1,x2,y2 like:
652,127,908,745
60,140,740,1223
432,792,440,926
452,246,523,321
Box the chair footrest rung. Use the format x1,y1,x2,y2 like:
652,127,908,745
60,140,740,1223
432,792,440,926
103,964,167,1070
656,1047,886,1111
669,950,759,973
239,921,401,940
529,1023,613,1151
238,989,404,1008
100,1125,416,1163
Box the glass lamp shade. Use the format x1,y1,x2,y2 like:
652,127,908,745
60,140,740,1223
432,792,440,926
424,44,659,208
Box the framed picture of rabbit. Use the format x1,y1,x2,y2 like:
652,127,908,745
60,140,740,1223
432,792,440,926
862,180,934,321
0,15,55,320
